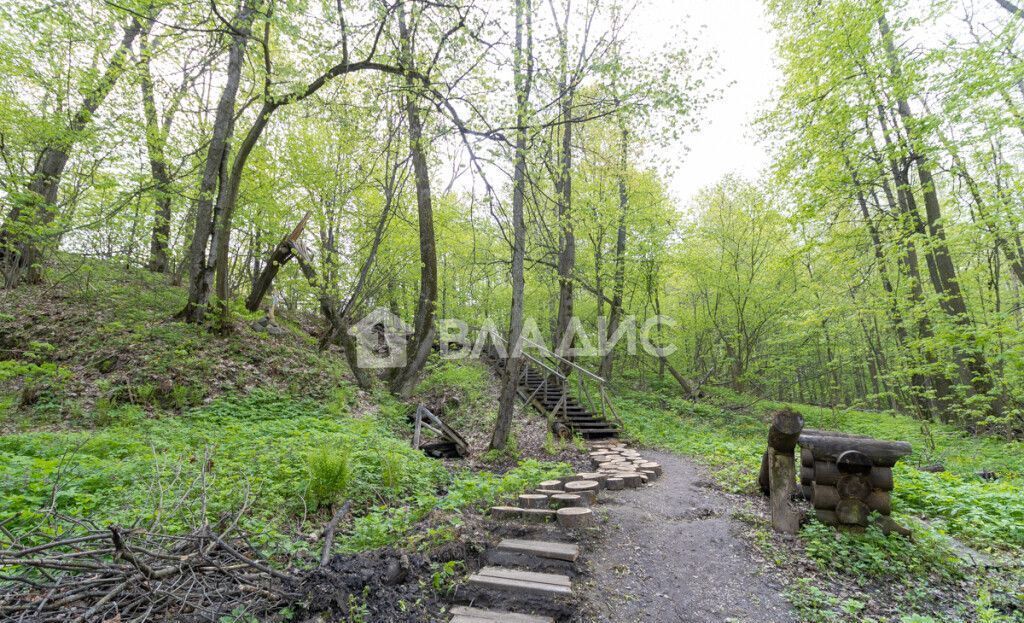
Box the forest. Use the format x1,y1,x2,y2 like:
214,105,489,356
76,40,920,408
0,0,1022,622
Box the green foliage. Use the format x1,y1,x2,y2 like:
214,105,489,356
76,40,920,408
306,444,353,510
801,518,963,583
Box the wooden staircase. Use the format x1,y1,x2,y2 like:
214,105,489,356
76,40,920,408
482,335,623,440
518,365,622,439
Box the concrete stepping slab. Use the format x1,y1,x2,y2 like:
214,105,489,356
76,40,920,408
496,538,580,562
467,566,572,597
449,606,554,623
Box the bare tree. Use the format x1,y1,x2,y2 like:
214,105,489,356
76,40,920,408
492,0,534,450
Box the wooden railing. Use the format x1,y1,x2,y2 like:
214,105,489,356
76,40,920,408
488,331,624,431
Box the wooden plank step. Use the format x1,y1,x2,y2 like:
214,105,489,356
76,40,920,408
467,566,572,597
496,538,580,562
449,606,554,623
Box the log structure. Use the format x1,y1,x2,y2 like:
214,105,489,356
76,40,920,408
759,415,911,534
796,429,909,532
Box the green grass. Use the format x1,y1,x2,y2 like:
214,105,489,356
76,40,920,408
0,389,569,560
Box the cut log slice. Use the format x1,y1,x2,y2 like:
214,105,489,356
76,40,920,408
619,473,642,488
836,474,871,501
835,499,870,526
535,488,563,496
605,477,624,491
576,473,607,488
538,480,564,491
815,509,839,525
638,462,662,476
563,480,600,494
520,508,557,522
490,506,521,520
556,507,594,529
866,489,892,515
837,450,873,475
550,493,585,508
641,470,658,481
519,494,550,509
870,467,894,491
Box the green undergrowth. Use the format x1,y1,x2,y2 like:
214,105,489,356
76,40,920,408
612,379,1024,622
0,389,569,560
0,258,347,428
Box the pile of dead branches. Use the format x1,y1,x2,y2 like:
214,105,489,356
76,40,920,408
0,517,302,622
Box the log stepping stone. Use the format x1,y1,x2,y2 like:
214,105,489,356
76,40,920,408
467,566,572,597
449,606,554,623
639,462,661,476
520,508,556,522
618,473,642,488
563,480,600,494
519,494,549,509
496,538,580,562
556,507,594,528
550,493,585,508
538,480,564,490
605,476,624,490
490,506,520,520
576,472,607,488
563,480,599,504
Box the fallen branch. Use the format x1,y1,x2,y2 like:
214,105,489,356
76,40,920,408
320,500,353,567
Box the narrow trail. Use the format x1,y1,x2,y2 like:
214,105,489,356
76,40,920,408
576,450,796,623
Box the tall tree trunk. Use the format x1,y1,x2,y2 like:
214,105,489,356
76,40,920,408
878,14,999,419
211,101,278,324
552,6,575,366
853,176,933,418
0,19,141,287
995,0,1023,17
180,0,257,322
139,26,173,274
873,105,953,420
390,6,438,398
492,0,533,451
598,125,629,381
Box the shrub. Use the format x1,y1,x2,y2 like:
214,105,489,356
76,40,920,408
306,445,353,510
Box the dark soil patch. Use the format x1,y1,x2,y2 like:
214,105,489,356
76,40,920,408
293,541,485,623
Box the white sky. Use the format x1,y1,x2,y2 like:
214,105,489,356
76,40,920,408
628,0,781,205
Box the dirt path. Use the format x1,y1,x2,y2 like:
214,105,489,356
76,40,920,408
576,450,796,623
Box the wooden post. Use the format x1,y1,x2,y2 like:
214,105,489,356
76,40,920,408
766,408,804,534
768,448,801,533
